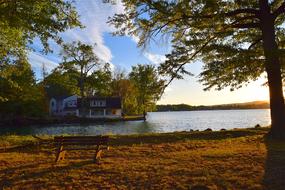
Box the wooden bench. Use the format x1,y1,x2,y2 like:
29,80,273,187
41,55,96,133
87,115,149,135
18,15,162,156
54,136,109,163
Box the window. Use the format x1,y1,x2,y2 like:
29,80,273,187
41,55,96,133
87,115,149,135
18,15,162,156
90,100,106,107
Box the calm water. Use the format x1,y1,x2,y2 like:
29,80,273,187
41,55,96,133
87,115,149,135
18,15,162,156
1,109,270,136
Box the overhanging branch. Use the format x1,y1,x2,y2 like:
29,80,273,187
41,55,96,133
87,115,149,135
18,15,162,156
232,22,260,28
273,2,285,20
161,35,217,95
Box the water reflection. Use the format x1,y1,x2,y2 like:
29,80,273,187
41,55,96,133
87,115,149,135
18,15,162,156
0,109,270,136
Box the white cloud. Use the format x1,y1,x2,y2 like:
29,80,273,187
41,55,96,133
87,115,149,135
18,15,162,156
143,52,166,64
61,0,125,64
28,52,59,72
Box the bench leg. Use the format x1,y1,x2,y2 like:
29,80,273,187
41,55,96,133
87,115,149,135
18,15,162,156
55,146,66,163
94,145,103,163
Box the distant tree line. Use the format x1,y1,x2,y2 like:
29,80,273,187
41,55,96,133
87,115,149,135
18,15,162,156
156,102,270,112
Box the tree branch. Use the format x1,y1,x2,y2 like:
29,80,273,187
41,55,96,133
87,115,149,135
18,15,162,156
273,2,285,19
162,35,217,93
232,22,260,28
248,38,262,49
225,8,260,17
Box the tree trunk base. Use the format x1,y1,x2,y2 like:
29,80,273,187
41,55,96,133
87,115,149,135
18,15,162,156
267,127,285,140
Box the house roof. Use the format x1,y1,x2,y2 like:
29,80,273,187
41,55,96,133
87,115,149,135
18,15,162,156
51,95,70,101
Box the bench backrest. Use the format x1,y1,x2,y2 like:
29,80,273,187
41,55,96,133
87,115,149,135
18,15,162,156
54,136,109,146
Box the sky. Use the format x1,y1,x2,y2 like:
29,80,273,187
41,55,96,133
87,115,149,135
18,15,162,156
28,0,270,106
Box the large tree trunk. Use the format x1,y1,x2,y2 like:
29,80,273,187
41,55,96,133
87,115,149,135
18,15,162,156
259,0,285,138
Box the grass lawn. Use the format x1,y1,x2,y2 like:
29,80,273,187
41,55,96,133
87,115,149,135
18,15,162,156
0,128,285,189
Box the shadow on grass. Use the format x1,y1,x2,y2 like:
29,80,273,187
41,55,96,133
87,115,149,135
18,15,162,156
263,138,285,190
0,143,53,155
0,159,94,189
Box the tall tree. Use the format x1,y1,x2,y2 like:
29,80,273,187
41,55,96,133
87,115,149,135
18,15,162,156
111,77,139,115
129,64,165,118
110,0,285,138
86,63,113,97
60,41,101,98
60,41,102,116
0,60,47,118
42,68,80,98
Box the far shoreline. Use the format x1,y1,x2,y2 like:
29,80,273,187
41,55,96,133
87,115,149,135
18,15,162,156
153,107,270,112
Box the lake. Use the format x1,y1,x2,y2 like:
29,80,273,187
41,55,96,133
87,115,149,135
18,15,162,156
0,109,270,136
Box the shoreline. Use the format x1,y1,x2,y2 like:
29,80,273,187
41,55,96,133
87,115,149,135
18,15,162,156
0,115,145,127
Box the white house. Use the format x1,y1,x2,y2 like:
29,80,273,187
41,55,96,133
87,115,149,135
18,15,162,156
49,95,79,116
49,95,122,118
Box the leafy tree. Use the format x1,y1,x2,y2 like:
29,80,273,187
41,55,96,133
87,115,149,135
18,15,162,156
86,63,113,97
110,0,285,138
60,41,102,98
0,0,81,64
0,0,81,102
0,60,47,118
111,77,139,115
42,68,80,98
129,64,165,117
60,41,102,116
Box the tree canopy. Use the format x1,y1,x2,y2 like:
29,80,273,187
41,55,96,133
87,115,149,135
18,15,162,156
0,0,81,63
109,0,285,138
129,64,165,116
0,60,47,118
109,0,284,89
60,41,102,98
0,0,81,102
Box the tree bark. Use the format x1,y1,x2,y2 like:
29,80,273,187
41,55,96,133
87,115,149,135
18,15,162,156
259,0,285,138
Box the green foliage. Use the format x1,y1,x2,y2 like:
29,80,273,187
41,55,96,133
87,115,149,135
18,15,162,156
110,0,285,134
111,76,139,114
0,0,81,115
129,64,165,113
86,63,113,97
108,0,285,90
0,0,81,64
60,41,102,98
42,69,80,98
0,60,47,118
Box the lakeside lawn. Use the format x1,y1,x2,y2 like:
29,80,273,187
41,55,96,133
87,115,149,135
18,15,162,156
0,128,285,189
